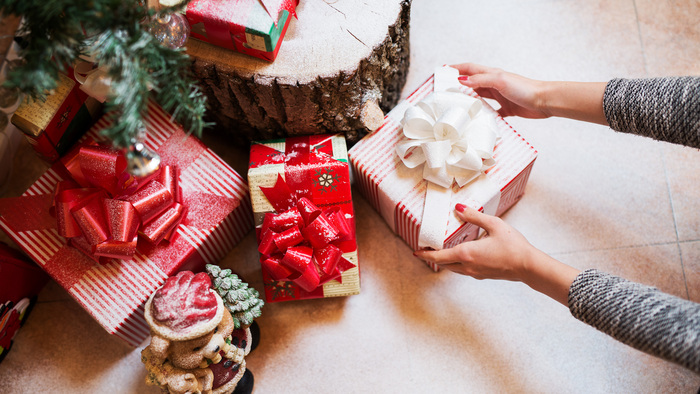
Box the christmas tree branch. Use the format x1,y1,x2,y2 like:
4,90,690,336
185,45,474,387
0,0,207,149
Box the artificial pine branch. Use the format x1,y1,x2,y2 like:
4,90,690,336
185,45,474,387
206,264,264,329
0,0,209,148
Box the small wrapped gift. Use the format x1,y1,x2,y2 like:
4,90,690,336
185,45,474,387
248,135,360,302
348,67,538,271
11,72,102,163
0,242,49,363
0,103,254,346
186,0,298,62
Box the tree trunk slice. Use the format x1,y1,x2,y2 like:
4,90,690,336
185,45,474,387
186,0,411,144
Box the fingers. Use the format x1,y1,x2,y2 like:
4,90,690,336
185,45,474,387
455,204,499,233
450,62,494,76
459,72,503,91
413,247,462,265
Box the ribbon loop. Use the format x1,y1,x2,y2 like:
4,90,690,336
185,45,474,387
258,176,355,292
52,144,185,261
74,60,112,103
395,66,502,250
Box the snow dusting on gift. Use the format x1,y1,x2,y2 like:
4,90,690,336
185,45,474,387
248,135,360,302
349,66,538,271
0,103,254,346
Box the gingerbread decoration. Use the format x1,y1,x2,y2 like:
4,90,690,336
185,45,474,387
141,268,263,394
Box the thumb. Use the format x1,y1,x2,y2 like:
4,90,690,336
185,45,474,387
455,204,498,233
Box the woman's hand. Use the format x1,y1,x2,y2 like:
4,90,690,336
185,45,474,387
452,63,550,119
452,63,609,125
414,204,581,306
414,203,536,281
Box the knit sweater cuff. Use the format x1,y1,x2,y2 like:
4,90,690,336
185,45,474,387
568,268,700,373
603,77,700,148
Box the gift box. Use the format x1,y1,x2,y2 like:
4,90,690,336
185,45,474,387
0,242,49,363
0,242,49,306
11,72,102,163
186,0,298,62
248,135,360,302
0,103,254,346
348,67,538,271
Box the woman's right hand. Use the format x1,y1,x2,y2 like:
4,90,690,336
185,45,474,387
452,63,550,119
452,63,609,125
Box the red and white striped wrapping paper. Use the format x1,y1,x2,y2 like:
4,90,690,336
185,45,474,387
0,103,254,346
348,74,538,271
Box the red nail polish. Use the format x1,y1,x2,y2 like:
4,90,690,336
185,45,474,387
457,76,469,82
455,203,466,212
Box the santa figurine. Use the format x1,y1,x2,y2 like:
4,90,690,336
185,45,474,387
141,267,263,394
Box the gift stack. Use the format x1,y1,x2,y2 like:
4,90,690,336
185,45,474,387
0,103,254,346
349,66,538,271
248,135,361,302
185,0,298,61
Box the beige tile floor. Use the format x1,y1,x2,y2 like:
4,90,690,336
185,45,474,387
1,0,700,392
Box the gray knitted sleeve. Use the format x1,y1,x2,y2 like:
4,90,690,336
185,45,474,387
603,77,700,149
568,269,700,372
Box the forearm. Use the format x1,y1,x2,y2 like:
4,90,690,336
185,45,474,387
520,249,581,306
604,77,700,148
539,81,609,125
569,269,700,372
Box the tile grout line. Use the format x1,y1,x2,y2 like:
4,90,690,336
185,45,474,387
660,148,690,299
550,238,700,258
632,0,650,77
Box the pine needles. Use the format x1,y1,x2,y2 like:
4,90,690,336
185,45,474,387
0,0,208,148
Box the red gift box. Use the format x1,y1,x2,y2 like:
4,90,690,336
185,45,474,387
11,72,102,163
186,0,298,62
0,242,49,305
349,68,538,271
0,103,254,346
248,135,360,302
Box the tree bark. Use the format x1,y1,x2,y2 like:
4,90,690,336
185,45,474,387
186,0,411,145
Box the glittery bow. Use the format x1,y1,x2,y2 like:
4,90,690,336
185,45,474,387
54,144,185,261
257,175,354,292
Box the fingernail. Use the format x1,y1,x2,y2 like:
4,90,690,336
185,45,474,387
457,76,469,82
455,203,466,212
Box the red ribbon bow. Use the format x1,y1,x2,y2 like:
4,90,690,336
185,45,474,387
53,144,186,261
258,174,354,292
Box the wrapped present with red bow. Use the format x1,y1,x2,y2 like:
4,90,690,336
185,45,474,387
248,135,360,302
0,103,254,346
185,0,298,62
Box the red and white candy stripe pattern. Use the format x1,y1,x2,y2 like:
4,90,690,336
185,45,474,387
349,75,537,272
1,102,253,346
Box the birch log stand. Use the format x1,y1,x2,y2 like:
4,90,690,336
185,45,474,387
186,0,412,145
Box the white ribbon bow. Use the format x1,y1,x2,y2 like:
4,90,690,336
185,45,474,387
396,76,499,188
74,60,112,103
395,66,501,250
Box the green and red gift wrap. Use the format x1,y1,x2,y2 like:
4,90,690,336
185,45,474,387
248,134,360,302
0,103,254,346
186,0,298,62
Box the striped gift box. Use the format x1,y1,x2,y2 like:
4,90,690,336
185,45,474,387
348,74,538,271
0,103,254,346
